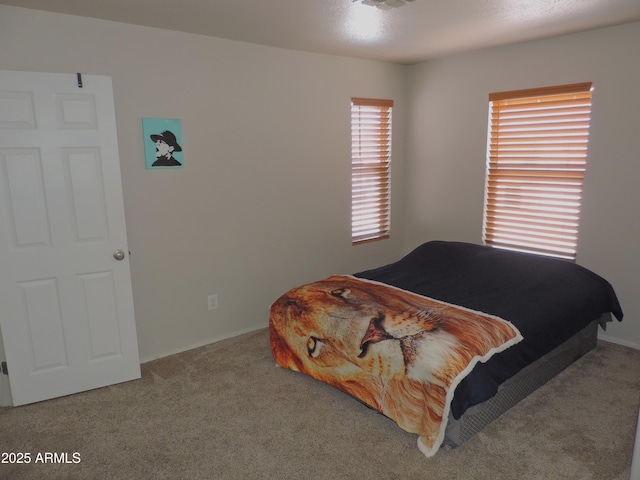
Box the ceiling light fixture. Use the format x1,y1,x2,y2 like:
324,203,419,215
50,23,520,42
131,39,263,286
353,0,415,9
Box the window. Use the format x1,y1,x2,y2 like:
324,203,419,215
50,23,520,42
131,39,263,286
351,98,393,244
482,83,593,261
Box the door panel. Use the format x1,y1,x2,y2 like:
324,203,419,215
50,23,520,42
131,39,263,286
80,270,122,359
0,91,36,128
0,70,140,406
66,147,108,241
20,278,67,371
2,148,51,247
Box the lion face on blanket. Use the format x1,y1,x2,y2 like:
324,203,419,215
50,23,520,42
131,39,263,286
269,275,521,456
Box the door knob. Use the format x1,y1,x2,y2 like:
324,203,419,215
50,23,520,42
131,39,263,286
113,249,126,261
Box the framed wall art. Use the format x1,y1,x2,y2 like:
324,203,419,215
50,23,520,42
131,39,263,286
142,118,184,169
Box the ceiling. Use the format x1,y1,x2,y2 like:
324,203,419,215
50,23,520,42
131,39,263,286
4,0,640,64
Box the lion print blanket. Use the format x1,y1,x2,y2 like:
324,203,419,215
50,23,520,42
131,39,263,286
269,275,523,458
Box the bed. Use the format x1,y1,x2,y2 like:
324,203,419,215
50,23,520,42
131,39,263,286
269,241,623,457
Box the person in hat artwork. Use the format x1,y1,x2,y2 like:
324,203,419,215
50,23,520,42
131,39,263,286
151,130,182,167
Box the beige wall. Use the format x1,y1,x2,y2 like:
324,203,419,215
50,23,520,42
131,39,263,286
0,5,407,361
405,21,640,349
1,6,638,358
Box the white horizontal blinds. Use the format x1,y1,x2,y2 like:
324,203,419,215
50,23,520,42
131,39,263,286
483,83,593,261
351,98,393,244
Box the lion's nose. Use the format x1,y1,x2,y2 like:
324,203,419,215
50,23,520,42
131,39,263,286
358,313,394,358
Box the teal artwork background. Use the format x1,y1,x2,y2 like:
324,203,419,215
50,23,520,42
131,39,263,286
142,118,183,169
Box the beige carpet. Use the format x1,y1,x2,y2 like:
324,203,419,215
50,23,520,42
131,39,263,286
1,328,639,480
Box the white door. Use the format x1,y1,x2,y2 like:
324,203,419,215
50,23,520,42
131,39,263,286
0,70,140,406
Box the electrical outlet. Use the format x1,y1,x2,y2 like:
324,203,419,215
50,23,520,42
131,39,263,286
208,294,218,311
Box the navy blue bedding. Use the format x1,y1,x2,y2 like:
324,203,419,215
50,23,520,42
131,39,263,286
355,241,623,418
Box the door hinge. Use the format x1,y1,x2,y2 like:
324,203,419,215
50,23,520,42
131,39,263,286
1,361,7,375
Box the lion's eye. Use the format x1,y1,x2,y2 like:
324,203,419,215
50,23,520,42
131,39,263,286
331,288,350,299
307,336,322,358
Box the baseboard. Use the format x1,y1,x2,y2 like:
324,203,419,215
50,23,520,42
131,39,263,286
598,332,640,351
139,323,268,364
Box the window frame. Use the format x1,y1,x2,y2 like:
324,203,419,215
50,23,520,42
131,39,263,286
482,82,594,261
351,97,393,245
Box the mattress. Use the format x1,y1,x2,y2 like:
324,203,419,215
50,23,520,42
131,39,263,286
442,316,604,448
